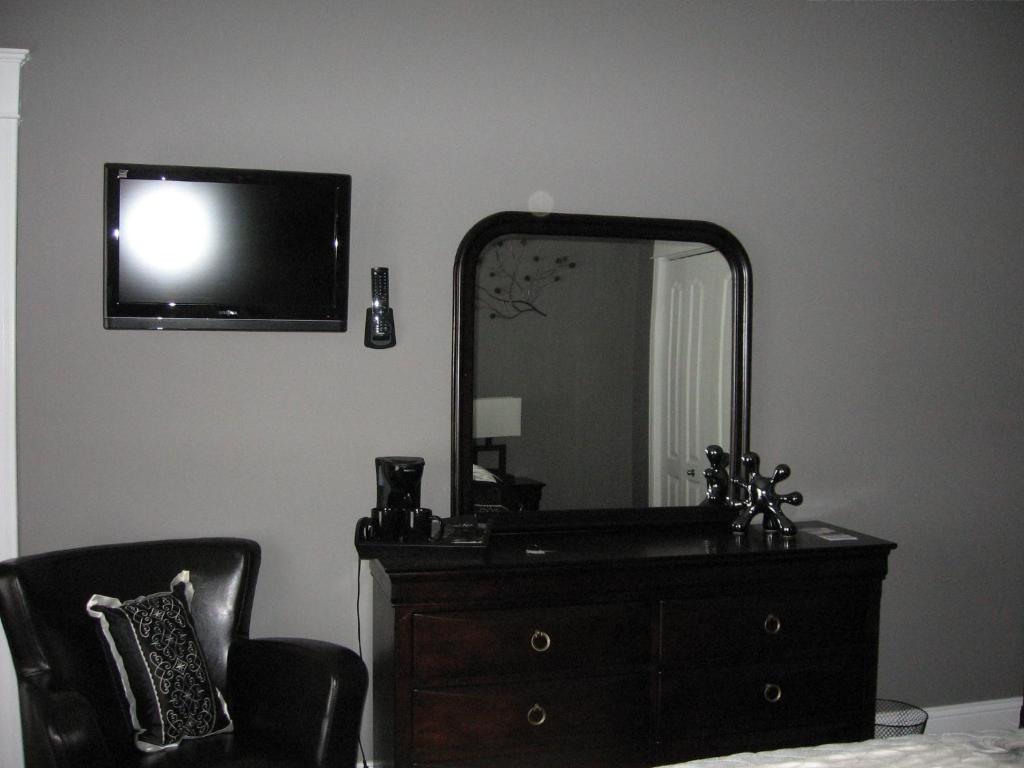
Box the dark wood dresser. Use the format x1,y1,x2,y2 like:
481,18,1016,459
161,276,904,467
371,521,895,768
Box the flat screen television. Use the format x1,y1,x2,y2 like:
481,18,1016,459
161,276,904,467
104,163,350,331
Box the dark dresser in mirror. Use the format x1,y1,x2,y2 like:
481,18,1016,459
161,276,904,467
370,212,895,768
452,212,752,524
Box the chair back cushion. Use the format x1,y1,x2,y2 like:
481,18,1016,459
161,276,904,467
0,538,259,754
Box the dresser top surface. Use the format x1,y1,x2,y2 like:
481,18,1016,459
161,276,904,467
371,520,896,577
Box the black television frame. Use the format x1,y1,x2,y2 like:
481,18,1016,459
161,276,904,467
104,163,351,331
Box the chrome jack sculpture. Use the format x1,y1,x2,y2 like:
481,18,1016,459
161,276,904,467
702,444,733,504
731,453,802,536
703,446,803,537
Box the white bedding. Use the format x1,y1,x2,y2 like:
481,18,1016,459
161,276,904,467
662,730,1024,767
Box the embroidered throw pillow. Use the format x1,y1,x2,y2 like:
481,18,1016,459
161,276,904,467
86,570,233,752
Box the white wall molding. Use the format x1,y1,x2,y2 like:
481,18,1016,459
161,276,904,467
925,697,1022,734
0,44,28,768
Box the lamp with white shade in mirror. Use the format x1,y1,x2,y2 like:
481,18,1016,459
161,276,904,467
472,396,521,476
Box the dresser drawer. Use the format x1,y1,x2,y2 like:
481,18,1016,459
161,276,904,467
659,653,867,739
412,674,648,762
413,746,647,768
412,602,649,682
660,590,873,665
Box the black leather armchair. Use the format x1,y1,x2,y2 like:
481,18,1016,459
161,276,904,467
0,538,367,767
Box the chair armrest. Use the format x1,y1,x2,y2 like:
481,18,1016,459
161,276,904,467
19,679,115,768
227,637,368,768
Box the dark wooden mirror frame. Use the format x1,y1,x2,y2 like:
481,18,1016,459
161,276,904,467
452,211,752,529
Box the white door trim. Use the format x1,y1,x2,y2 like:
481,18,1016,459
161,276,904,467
0,45,29,768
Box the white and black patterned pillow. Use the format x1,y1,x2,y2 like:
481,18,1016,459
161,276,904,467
86,571,233,752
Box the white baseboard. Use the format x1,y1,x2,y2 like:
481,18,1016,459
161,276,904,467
925,697,1022,734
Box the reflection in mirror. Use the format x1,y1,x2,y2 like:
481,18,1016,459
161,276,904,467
453,213,750,524
473,236,731,512
648,243,733,507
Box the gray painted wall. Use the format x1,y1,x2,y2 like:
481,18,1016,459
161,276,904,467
5,0,1022,749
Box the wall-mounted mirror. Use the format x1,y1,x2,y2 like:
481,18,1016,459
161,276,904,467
452,212,751,527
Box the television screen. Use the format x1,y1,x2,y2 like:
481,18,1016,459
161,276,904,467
104,163,350,330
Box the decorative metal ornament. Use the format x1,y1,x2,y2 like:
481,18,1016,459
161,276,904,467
730,452,803,537
702,444,733,504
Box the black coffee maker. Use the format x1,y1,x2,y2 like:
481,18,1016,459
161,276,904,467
366,456,440,542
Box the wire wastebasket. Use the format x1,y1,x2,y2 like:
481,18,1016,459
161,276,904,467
875,698,928,738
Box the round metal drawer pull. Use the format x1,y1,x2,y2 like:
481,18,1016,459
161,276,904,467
527,703,547,726
763,614,782,635
763,683,783,703
530,629,552,653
